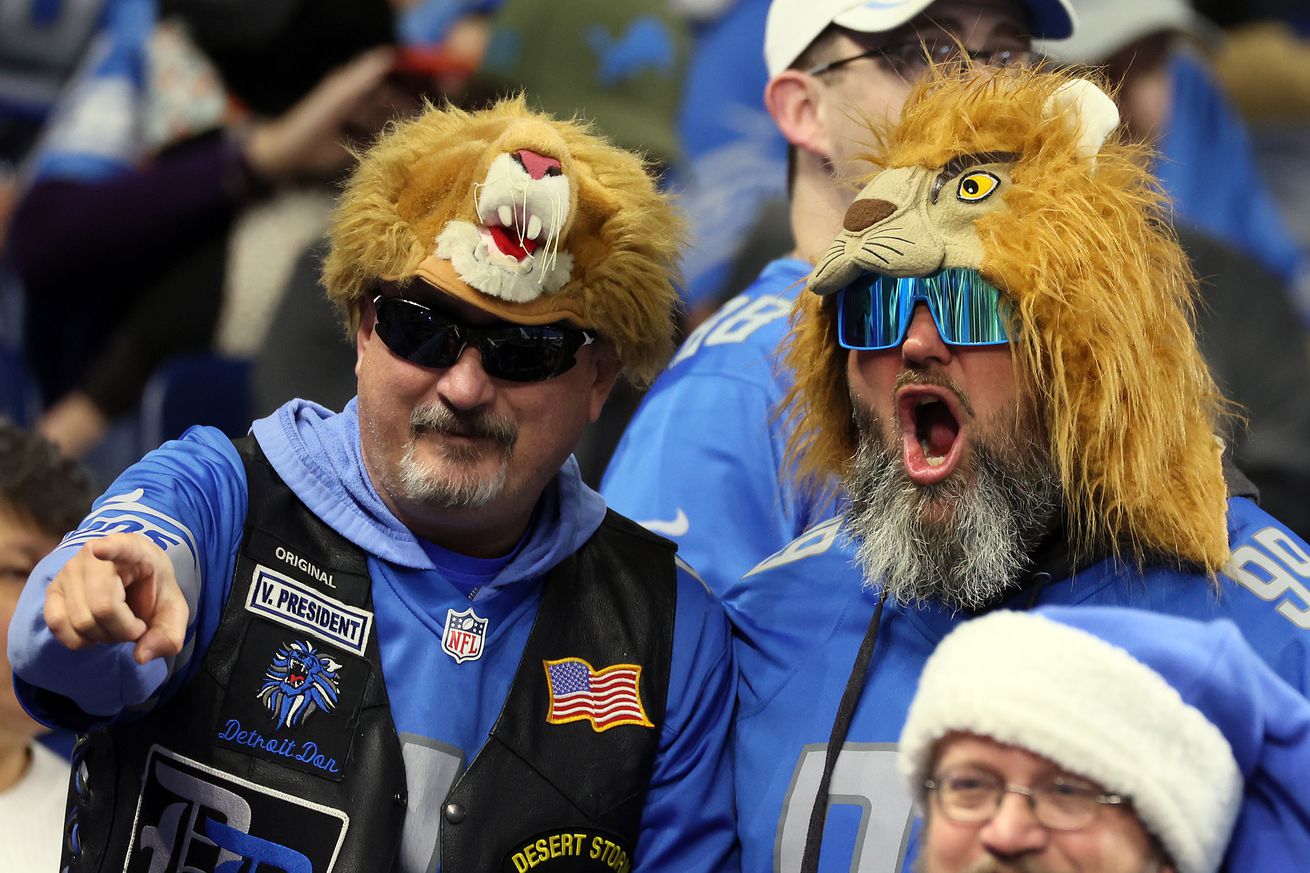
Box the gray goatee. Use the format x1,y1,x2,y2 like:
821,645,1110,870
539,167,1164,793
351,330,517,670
394,401,518,509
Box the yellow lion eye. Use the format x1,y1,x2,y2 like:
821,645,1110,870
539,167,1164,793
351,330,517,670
957,171,1000,202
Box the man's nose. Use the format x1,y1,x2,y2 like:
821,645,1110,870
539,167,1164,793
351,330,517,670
435,346,496,410
977,792,1049,858
900,303,951,366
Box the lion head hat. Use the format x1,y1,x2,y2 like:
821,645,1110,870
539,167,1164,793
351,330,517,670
783,65,1231,573
324,97,685,385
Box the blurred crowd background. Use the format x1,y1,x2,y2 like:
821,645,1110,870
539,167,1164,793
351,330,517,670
1,0,1309,530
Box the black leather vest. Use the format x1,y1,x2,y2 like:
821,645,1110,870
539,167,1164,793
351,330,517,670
57,437,676,873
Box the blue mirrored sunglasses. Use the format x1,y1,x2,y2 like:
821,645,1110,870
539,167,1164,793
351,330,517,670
836,268,1012,351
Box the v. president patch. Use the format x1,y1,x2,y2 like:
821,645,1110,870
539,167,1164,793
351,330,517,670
245,564,373,656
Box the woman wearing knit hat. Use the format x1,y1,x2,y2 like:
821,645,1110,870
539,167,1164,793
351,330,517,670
899,606,1310,873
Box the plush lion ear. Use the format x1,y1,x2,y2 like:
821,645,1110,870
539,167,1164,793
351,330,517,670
1043,79,1119,165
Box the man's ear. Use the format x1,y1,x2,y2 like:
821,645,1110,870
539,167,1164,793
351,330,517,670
765,71,831,159
355,297,377,377
587,342,623,423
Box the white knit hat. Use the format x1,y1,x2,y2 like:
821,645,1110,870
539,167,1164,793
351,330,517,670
764,0,1078,77
898,608,1242,873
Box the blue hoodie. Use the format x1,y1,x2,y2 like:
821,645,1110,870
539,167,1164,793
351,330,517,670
10,398,740,873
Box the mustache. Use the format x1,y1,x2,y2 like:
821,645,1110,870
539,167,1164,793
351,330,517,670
410,402,518,448
961,860,1059,873
894,369,976,419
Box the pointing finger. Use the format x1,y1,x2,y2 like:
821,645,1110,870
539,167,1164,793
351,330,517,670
133,580,188,664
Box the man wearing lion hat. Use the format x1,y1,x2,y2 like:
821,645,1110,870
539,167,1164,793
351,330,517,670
725,66,1310,873
9,100,739,872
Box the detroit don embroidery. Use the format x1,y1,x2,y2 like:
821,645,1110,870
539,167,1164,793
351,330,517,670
543,657,653,732
215,624,368,782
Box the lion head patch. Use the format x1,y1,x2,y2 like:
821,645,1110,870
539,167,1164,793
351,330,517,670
257,640,342,730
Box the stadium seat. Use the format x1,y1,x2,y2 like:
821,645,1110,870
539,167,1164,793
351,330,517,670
139,353,253,450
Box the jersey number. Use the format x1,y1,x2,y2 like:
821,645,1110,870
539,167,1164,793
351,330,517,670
1228,526,1310,629
776,744,915,873
397,735,465,873
671,295,792,366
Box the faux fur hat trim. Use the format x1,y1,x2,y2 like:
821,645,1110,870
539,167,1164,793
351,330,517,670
899,610,1241,873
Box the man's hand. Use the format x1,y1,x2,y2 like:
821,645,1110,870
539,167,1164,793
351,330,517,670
243,47,409,183
43,533,188,665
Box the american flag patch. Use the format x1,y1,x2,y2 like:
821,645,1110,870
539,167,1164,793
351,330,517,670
543,657,654,732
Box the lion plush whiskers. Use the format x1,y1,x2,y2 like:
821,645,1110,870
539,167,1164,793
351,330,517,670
542,187,565,277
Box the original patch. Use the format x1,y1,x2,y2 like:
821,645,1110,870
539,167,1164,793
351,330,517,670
245,562,373,657
214,622,368,781
442,607,490,664
245,528,369,602
124,744,348,873
543,658,653,732
503,828,634,873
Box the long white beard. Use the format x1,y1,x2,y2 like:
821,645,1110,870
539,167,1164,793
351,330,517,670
843,407,1060,612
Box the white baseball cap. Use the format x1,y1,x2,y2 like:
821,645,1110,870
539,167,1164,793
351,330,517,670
1037,0,1215,64
765,0,1078,77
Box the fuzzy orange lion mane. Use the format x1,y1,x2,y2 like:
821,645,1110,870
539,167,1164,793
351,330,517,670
782,65,1232,573
322,96,686,386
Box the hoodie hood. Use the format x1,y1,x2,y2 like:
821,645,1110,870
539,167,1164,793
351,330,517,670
251,398,608,589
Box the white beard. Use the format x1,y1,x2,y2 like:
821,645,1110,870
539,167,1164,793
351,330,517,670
843,406,1060,612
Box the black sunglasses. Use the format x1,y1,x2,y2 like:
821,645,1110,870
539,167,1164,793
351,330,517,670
372,295,596,383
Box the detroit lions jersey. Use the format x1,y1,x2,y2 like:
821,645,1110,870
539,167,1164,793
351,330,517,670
726,498,1310,873
602,257,839,594
11,410,739,873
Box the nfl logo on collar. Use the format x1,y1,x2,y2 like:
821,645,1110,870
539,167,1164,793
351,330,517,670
442,607,490,663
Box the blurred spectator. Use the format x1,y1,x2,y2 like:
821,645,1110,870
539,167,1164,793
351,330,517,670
673,0,791,323
6,0,415,460
1193,1,1310,29
1038,0,1309,312
477,0,688,172
0,0,105,168
0,0,108,424
0,420,92,872
1209,18,1310,324
1212,20,1310,121
250,241,355,419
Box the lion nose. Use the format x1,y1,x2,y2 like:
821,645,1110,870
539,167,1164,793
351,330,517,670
843,198,897,232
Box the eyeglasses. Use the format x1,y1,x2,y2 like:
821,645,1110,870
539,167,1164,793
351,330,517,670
925,770,1128,831
836,268,1011,351
372,295,596,382
806,39,1032,82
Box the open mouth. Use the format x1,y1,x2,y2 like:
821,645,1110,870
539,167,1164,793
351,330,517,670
287,658,307,689
897,386,966,484
480,201,553,262
486,220,542,260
